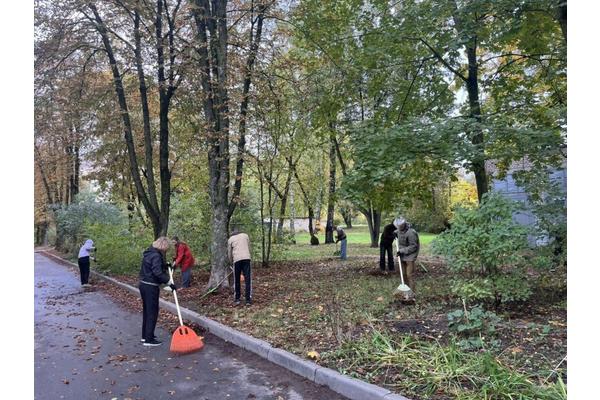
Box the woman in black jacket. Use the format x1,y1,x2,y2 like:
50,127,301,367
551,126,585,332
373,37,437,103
138,237,176,346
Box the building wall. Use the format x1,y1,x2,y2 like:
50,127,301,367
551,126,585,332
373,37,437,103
490,166,566,245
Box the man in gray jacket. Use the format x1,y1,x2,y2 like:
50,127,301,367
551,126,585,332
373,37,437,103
228,228,252,306
394,218,420,295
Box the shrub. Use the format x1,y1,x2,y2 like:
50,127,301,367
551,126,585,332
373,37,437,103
84,220,153,275
168,192,212,261
432,193,531,306
53,194,123,256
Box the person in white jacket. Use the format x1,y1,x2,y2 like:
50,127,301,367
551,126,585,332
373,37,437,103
78,239,96,287
227,228,252,306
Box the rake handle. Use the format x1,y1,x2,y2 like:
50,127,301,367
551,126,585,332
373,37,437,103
168,267,184,326
394,237,406,285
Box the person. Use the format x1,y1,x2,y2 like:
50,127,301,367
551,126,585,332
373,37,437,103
138,237,176,346
227,228,252,306
333,225,347,260
394,218,420,296
77,239,96,287
379,222,397,273
172,236,195,288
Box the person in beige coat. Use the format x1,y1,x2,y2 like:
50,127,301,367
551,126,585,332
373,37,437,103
227,228,252,306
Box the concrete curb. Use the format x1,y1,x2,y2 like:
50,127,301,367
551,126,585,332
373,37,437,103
37,250,411,400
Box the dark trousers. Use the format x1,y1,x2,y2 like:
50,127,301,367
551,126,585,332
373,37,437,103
139,283,160,340
78,256,90,284
181,268,191,288
379,243,395,271
234,259,252,301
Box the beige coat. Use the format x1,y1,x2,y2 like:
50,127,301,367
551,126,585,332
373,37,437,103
228,232,251,263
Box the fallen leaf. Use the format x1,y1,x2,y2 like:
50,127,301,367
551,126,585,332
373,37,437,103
307,350,320,360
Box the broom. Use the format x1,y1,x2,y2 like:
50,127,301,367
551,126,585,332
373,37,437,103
168,267,204,355
393,237,414,300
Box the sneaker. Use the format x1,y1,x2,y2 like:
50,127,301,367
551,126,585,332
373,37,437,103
245,300,253,306
141,336,157,342
233,300,241,306
82,283,92,287
143,339,162,347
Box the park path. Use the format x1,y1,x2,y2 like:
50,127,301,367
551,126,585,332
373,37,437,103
34,252,346,400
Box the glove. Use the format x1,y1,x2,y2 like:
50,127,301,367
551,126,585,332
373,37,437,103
396,250,404,256
163,283,177,292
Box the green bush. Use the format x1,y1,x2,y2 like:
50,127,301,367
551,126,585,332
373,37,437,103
53,194,123,256
84,220,153,275
168,192,212,261
432,193,531,306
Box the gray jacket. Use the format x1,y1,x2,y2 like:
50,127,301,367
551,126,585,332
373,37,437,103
396,226,420,262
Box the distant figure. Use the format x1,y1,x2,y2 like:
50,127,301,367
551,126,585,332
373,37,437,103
379,222,397,272
138,237,175,347
77,239,96,287
172,236,195,288
333,225,347,260
310,234,319,245
228,228,252,306
394,218,420,295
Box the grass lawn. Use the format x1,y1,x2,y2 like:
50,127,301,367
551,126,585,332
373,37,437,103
277,225,438,261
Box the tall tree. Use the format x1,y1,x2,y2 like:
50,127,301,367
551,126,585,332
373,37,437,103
190,0,269,290
81,0,187,238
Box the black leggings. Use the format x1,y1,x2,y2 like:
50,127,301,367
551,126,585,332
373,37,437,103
78,256,90,284
139,283,160,341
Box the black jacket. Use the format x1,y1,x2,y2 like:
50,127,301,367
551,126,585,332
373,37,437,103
380,223,397,246
139,247,170,285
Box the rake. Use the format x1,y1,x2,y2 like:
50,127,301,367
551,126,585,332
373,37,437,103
393,237,414,300
168,267,204,355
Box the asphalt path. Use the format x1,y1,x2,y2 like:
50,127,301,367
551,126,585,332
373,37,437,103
34,252,346,400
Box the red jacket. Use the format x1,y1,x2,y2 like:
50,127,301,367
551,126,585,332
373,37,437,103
173,242,195,272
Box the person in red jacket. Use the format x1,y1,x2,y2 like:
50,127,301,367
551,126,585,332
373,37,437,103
172,236,195,288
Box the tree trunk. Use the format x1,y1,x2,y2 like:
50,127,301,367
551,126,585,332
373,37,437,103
361,207,381,248
275,168,293,243
325,133,336,244
289,176,296,244
465,42,488,202
206,202,230,290
341,206,352,228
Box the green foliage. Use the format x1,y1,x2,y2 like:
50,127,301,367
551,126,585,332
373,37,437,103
447,305,500,350
329,326,566,400
433,193,532,305
84,220,153,275
168,192,212,261
53,194,123,255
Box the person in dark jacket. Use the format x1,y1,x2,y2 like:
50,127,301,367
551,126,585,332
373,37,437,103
138,237,175,346
379,222,397,272
394,218,420,295
172,236,195,288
